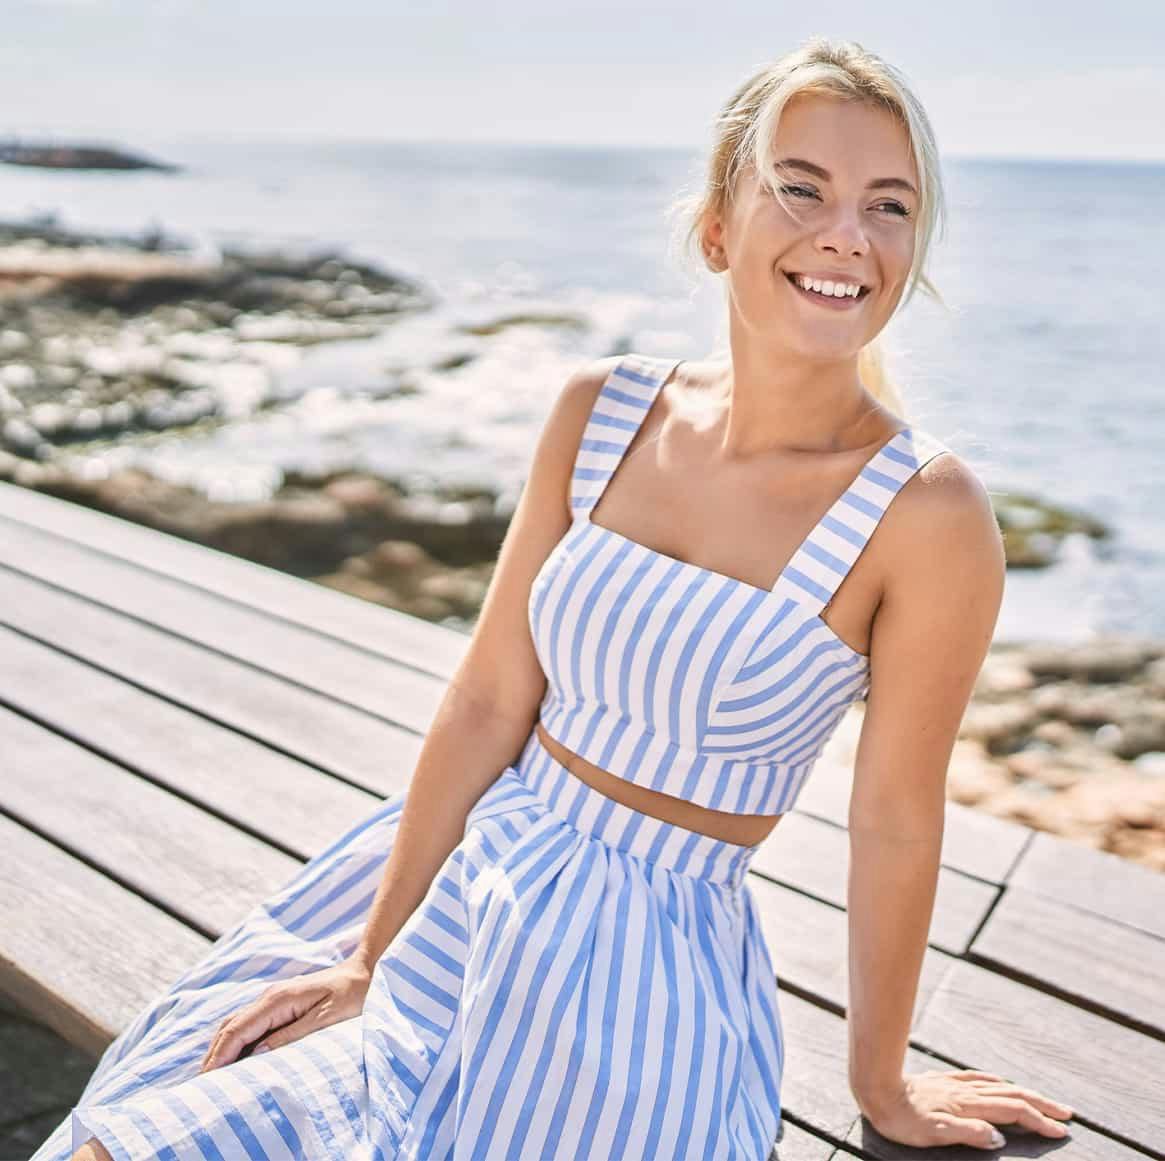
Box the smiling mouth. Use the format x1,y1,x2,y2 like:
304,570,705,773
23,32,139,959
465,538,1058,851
784,272,872,301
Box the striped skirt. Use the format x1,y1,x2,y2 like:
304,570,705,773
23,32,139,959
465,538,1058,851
34,729,785,1160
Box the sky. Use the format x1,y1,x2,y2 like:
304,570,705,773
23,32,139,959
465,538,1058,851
3,0,1163,161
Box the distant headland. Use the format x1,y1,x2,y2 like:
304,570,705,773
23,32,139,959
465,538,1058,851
0,137,178,172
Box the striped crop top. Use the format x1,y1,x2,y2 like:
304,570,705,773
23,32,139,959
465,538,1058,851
528,353,951,816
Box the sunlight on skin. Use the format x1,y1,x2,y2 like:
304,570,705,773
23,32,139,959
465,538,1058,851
71,1141,113,1161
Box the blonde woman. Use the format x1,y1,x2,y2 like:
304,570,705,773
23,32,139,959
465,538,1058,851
50,36,1076,1161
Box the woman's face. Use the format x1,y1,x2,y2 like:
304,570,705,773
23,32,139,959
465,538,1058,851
705,94,920,360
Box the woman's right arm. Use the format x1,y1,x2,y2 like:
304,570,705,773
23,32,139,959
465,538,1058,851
200,356,618,1071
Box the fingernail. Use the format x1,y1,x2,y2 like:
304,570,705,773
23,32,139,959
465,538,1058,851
253,1044,270,1055
987,1128,1005,1149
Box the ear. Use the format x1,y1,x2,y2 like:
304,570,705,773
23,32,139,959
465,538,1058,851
701,211,728,273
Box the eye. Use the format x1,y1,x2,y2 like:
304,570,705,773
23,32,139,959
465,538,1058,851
875,200,913,218
779,183,819,200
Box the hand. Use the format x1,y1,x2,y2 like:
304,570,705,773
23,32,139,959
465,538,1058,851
860,1068,1075,1151
200,958,373,1072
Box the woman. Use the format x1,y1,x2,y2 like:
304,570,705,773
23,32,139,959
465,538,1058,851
47,36,1076,1161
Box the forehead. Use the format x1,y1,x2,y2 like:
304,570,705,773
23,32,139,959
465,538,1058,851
770,94,916,182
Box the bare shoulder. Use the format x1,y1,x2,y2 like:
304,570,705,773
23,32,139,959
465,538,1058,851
531,355,620,462
885,447,1002,571
874,445,1005,634
555,354,621,422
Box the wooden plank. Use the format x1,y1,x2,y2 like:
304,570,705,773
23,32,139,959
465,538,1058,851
0,565,421,797
768,1117,838,1159
970,886,1165,1036
1,704,299,936
0,480,467,679
1008,829,1165,939
748,872,1165,1150
0,514,447,732
751,812,999,956
0,813,209,1055
0,624,381,860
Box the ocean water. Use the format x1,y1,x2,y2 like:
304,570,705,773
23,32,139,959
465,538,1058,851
2,139,1163,641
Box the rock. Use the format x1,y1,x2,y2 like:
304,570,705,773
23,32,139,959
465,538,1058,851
1,417,43,455
993,490,1111,569
1103,711,1165,761
1030,683,1126,726
321,475,396,511
1006,740,1130,785
1134,752,1165,777
367,539,433,578
958,701,1042,753
0,328,31,354
0,362,36,389
0,139,177,171
946,739,1015,804
1143,657,1165,697
456,311,589,336
973,654,1036,697
1029,719,1082,747
1020,640,1158,683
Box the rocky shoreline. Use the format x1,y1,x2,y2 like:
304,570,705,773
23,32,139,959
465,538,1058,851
0,214,1161,872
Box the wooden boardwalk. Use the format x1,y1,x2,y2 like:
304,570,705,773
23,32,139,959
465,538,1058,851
1,478,1162,1161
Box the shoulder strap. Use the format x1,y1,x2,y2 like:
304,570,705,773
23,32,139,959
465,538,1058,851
771,426,952,615
569,353,684,521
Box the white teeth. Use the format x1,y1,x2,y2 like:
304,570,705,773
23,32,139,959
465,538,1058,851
794,274,863,298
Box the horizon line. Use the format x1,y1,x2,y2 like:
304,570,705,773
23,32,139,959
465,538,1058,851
1,129,1162,167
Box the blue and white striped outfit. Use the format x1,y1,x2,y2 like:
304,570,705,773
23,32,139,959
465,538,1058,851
35,353,949,1161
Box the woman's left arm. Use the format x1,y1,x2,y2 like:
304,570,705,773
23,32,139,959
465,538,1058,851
845,455,1075,1152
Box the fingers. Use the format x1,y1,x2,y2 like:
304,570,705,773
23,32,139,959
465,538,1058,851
200,986,312,1072
250,1007,324,1055
952,1117,1008,1151
970,1095,1071,1139
973,1082,1075,1120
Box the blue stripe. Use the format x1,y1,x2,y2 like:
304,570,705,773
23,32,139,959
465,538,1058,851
782,563,833,604
819,511,866,548
800,538,849,575
612,362,661,386
882,441,917,468
861,463,903,491
579,436,626,454
589,411,640,432
600,383,652,408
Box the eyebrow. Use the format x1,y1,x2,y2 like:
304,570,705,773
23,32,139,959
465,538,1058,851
775,157,918,197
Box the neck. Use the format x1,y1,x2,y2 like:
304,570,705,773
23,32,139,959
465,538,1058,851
712,323,884,461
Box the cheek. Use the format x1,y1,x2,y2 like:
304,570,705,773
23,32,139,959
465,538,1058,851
887,227,917,270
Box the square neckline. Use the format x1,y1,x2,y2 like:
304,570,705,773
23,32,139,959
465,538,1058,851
581,511,874,664
578,357,911,665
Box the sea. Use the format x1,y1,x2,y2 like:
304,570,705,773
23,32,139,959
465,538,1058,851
2,138,1163,642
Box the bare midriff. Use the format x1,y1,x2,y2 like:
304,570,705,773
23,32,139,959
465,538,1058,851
534,720,784,847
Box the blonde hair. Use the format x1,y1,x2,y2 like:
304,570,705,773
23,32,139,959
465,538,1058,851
667,36,948,419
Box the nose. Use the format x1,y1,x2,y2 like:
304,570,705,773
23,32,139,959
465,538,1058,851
815,205,870,258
